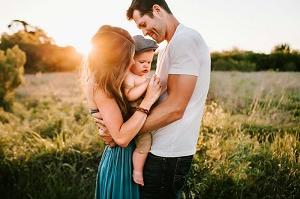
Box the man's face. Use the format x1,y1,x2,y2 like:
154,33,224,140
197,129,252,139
132,10,165,43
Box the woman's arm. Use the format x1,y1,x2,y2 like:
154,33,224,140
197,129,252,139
94,75,161,147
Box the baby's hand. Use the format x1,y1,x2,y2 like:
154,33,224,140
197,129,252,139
144,75,162,105
143,77,151,87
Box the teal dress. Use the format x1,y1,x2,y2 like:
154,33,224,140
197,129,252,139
95,142,140,199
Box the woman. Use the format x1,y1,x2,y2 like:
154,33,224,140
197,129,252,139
84,25,161,199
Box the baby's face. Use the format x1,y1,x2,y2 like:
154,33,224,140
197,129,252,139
131,51,154,76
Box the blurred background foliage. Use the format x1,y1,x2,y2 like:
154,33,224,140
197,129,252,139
210,45,300,72
0,45,26,111
0,20,82,73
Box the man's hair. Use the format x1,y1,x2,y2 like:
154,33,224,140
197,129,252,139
127,0,172,20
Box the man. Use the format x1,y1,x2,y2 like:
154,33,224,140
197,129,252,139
97,0,210,198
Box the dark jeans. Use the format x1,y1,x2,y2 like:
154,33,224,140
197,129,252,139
140,153,193,199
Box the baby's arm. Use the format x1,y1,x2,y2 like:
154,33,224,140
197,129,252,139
124,77,149,102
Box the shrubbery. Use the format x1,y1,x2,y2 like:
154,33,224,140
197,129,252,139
151,44,300,72
211,45,300,71
213,59,256,71
0,45,26,111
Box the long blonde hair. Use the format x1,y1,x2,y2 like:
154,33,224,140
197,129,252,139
84,25,135,119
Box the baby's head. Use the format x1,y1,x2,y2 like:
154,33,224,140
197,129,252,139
131,35,158,76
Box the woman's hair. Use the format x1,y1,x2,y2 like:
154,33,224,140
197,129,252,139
84,25,135,119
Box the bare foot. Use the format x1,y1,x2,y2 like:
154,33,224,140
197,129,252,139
133,170,144,186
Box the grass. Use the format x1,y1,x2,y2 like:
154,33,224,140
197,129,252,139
0,71,299,199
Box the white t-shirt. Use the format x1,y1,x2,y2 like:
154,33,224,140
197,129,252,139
151,24,211,157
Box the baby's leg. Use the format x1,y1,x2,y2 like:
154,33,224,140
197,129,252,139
133,133,152,186
132,150,148,186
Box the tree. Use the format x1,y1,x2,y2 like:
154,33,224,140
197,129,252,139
7,20,54,45
0,20,82,73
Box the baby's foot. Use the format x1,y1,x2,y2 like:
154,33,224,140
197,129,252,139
133,170,144,186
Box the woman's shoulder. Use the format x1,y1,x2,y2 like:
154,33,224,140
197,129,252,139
86,82,113,104
94,87,113,100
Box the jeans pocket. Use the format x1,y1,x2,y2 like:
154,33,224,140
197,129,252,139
173,156,193,191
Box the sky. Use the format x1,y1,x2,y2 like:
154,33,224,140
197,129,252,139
1,0,300,54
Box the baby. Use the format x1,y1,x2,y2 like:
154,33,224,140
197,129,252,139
123,35,158,186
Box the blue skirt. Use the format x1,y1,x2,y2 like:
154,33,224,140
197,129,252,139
95,143,140,199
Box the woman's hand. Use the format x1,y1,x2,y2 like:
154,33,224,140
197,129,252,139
92,112,116,147
143,75,162,107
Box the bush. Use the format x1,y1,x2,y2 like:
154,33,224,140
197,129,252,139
212,59,257,71
211,45,300,71
0,45,26,111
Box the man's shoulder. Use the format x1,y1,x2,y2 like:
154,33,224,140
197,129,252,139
178,24,201,38
172,24,204,46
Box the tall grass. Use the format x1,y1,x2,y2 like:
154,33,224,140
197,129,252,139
0,71,299,199
0,94,104,198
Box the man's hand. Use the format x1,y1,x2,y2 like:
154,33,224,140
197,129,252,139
92,112,116,147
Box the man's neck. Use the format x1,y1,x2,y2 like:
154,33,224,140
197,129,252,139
165,15,180,42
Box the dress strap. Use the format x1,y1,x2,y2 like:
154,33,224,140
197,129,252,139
90,109,99,114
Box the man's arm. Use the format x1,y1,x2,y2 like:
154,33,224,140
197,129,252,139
140,74,197,133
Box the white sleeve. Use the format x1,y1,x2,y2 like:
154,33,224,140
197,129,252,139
168,34,200,76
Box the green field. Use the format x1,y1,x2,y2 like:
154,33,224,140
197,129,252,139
0,71,299,199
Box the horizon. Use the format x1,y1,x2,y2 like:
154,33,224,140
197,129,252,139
1,0,300,54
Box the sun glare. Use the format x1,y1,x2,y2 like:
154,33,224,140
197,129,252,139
74,42,93,56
